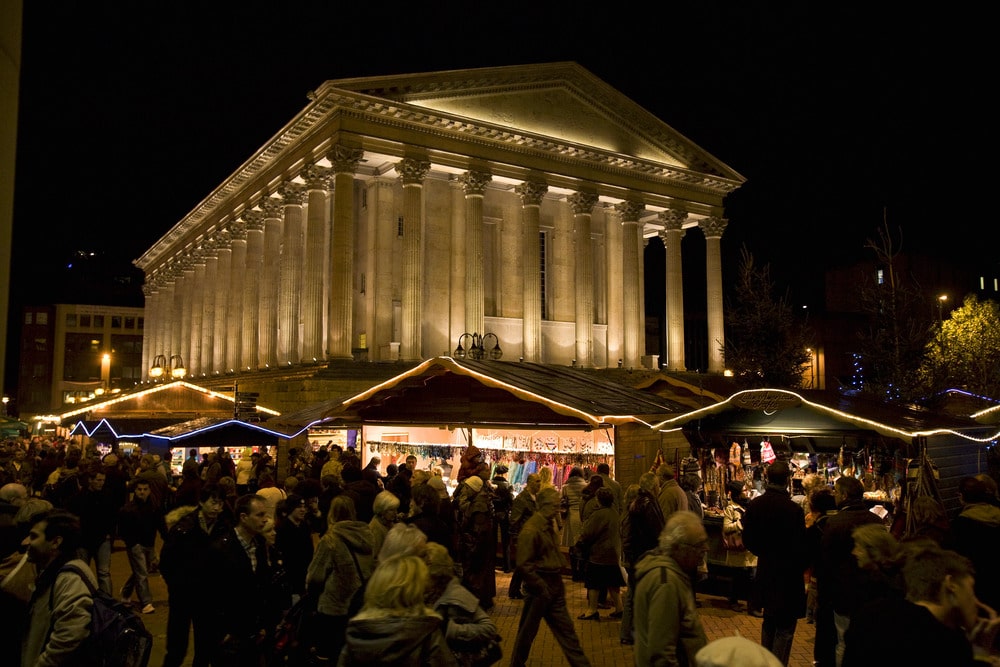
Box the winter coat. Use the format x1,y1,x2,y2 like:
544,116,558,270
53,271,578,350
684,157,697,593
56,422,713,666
211,527,274,638
430,577,499,650
817,498,883,615
22,558,96,667
338,612,455,666
622,489,665,567
576,505,622,566
742,484,809,619
306,520,374,616
117,495,164,548
657,479,689,521
159,505,231,594
560,476,586,547
632,549,707,666
948,502,1000,610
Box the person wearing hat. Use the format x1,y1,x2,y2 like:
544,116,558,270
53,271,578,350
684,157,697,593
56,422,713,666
454,466,497,610
492,465,514,573
742,460,809,665
695,634,782,667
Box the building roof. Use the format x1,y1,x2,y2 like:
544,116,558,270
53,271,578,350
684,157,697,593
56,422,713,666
268,356,692,430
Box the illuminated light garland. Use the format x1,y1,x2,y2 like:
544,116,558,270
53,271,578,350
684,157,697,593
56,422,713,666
58,380,281,420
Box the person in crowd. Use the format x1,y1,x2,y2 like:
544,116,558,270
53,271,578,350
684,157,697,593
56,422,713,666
21,510,97,667
455,466,497,611
509,486,590,667
948,475,1000,612
633,510,709,665
379,522,429,562
843,544,1000,666
66,468,116,596
42,448,84,509
560,466,587,550
575,487,625,620
131,453,171,512
742,460,809,665
173,465,204,508
275,493,314,604
815,474,884,667
492,465,513,572
895,494,950,545
388,464,414,517
721,480,759,614
580,474,604,523
508,472,540,599
424,541,501,664
596,462,623,515
680,473,705,520
211,493,272,667
620,471,664,645
117,479,164,614
255,470,287,520
4,446,34,494
101,452,131,514
369,490,400,560
305,494,375,663
850,523,905,607
0,482,28,557
339,554,455,665
404,482,457,560
181,448,200,480
804,486,836,624
160,482,231,667
343,462,378,523
695,634,783,667
656,463,688,521
235,447,255,495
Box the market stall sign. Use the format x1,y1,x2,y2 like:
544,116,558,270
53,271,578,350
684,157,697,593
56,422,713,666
731,390,802,412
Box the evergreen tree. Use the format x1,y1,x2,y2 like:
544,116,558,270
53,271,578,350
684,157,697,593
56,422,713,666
917,294,1000,398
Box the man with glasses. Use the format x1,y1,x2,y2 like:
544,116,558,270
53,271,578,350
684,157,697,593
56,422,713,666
633,510,709,665
742,460,809,665
159,482,231,667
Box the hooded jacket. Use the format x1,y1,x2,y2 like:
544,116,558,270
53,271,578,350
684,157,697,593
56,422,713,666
22,558,96,667
949,501,1000,609
632,549,707,666
431,576,498,648
338,613,454,666
306,520,374,616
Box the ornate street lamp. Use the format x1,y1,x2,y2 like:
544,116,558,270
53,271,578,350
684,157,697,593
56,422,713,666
149,354,167,379
454,332,502,360
169,355,187,379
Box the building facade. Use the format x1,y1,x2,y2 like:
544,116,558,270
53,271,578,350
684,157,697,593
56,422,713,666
17,303,145,414
136,63,744,381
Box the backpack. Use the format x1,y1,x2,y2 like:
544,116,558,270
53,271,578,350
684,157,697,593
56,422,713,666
53,564,152,667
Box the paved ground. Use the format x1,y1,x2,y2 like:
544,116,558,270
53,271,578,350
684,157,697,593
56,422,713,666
110,540,817,666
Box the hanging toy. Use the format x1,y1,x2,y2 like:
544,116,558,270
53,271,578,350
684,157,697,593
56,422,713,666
742,439,752,466
760,438,776,464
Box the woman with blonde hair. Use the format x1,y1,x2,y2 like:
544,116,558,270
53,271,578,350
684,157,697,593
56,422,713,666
339,555,455,666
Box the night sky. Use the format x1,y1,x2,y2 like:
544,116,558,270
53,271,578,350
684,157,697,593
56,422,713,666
7,3,993,388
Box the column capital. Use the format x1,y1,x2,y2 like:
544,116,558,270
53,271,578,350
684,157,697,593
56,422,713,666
243,209,265,232
260,196,283,219
280,182,305,206
568,192,599,215
460,170,492,197
302,163,331,190
615,200,644,223
658,209,688,231
397,157,431,185
328,145,365,174
228,220,247,242
699,216,728,238
515,180,548,207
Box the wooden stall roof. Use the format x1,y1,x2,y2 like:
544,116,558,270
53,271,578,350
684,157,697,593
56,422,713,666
268,357,692,430
141,417,300,449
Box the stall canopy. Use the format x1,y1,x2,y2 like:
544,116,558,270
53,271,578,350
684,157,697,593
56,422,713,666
269,356,695,431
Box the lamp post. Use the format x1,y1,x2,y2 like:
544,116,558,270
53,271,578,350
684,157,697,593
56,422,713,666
937,294,948,322
1,396,8,416
149,354,167,380
454,332,503,360
169,355,187,379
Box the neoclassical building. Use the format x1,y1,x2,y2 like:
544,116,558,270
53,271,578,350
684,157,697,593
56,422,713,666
136,63,744,381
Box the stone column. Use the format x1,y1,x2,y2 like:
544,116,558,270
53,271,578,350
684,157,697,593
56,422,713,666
516,181,547,362
277,183,305,365
159,271,176,367
658,210,688,371
242,210,264,371
259,197,282,369
172,260,189,372
200,240,217,374
460,170,491,337
226,221,247,373
616,201,644,369
212,230,231,373
328,146,364,360
301,164,330,362
700,216,728,373
188,249,206,377
141,284,156,380
569,191,598,367
397,158,430,361
179,258,195,373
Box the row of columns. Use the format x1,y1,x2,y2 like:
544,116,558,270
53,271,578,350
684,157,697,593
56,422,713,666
142,155,727,379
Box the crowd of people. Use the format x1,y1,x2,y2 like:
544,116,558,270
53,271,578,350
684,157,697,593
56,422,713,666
2,434,1000,666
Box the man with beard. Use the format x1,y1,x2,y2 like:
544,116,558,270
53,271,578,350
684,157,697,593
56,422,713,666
21,510,96,666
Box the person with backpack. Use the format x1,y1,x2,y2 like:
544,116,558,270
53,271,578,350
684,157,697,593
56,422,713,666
21,509,96,666
305,494,375,663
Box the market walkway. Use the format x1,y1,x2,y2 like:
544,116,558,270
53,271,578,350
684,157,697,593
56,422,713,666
110,541,816,667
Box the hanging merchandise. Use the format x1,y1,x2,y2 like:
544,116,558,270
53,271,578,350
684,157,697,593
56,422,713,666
729,441,741,464
760,438,776,464
742,439,752,466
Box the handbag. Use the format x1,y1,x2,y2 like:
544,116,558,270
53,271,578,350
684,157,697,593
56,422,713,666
452,634,503,667
272,593,319,662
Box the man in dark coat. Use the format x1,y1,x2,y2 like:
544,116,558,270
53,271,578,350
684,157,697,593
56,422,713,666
742,460,808,665
948,475,1000,613
815,474,883,667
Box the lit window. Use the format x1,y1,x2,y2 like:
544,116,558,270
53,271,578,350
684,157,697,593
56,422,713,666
66,314,77,327
876,269,884,285
24,312,32,325
37,312,48,325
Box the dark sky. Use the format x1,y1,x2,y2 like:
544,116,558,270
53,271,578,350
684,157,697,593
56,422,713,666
8,3,993,387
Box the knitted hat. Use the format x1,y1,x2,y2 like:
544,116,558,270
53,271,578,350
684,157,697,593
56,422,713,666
464,476,483,493
494,465,509,475
695,636,782,667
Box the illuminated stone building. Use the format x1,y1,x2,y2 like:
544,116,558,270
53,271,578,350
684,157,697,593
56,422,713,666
136,63,744,381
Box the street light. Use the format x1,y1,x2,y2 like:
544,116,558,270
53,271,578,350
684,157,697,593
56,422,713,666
169,355,187,379
149,354,167,379
454,332,503,360
937,294,949,322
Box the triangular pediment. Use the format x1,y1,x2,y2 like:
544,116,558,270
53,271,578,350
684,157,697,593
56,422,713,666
325,62,741,179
